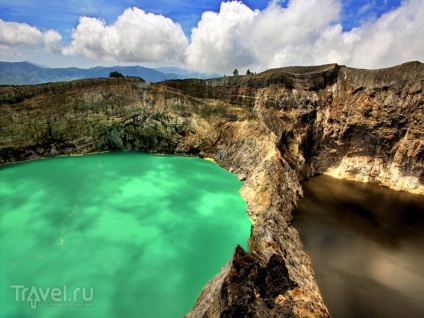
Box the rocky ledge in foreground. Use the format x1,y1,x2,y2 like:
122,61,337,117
1,62,423,317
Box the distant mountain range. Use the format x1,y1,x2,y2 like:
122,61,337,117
0,61,219,85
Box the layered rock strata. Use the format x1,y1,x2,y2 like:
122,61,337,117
0,62,422,317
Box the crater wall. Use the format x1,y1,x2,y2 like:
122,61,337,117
1,62,422,317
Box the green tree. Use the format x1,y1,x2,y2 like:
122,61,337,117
233,69,239,76
246,69,252,75
109,71,124,78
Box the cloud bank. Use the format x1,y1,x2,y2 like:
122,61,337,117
0,19,62,55
1,0,423,73
186,0,341,73
186,0,424,73
63,7,189,64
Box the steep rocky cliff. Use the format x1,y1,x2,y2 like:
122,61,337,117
1,61,422,317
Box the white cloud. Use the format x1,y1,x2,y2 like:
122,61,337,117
358,2,375,15
185,0,424,74
1,0,423,73
43,30,63,54
0,19,43,46
185,0,340,73
185,1,259,74
63,7,189,64
347,0,424,68
311,0,424,69
0,19,62,56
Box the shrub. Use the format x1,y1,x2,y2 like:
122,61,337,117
109,71,124,78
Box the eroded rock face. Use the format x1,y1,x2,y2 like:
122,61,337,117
1,62,422,317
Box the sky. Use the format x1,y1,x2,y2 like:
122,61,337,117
0,0,423,74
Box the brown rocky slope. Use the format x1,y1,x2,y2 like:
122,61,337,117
0,61,423,317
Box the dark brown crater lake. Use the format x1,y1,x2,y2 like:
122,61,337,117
293,175,424,318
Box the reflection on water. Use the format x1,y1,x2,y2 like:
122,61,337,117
0,153,250,318
293,175,424,318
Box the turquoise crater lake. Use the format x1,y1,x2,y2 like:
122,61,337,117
0,152,250,318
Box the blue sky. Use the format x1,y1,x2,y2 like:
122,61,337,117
0,0,422,73
1,0,401,40
2,0,269,41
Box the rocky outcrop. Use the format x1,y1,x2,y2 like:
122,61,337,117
0,61,422,317
187,245,321,318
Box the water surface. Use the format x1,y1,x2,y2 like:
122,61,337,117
0,152,250,318
293,175,424,318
